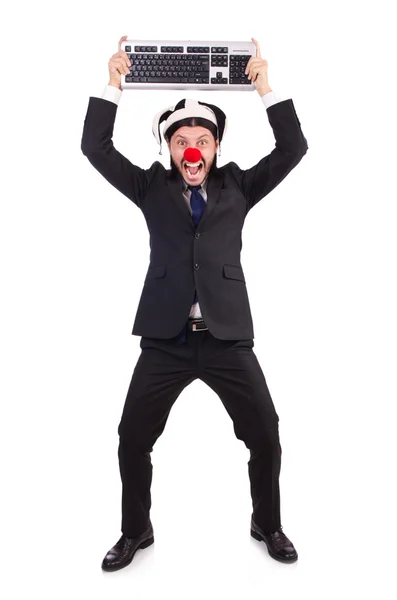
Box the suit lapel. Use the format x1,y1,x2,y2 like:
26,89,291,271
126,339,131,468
166,167,225,230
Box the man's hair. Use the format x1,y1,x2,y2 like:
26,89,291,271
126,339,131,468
164,117,218,143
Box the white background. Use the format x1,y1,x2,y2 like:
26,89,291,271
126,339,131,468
1,1,396,598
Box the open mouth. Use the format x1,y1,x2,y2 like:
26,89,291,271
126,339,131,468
183,161,203,178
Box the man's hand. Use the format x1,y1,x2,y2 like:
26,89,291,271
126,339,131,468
245,37,272,96
108,35,132,90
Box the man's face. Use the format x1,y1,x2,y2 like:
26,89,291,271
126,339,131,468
167,126,219,186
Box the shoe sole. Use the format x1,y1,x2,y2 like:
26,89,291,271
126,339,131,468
250,529,298,563
101,535,154,571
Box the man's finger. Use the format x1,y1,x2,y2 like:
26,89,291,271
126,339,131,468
245,57,261,74
118,35,128,52
251,37,262,59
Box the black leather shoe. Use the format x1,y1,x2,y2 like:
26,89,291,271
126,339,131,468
101,520,154,571
251,518,298,563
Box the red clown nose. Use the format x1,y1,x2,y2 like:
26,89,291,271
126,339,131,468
184,147,202,163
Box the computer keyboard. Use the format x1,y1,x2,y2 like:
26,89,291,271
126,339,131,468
120,39,257,91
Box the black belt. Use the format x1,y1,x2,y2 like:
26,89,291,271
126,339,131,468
187,318,208,331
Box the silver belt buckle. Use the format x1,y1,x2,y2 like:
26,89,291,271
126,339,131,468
192,319,208,331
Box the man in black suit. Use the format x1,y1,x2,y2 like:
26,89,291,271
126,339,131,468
81,35,308,571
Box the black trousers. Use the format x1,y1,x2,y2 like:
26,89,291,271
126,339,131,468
117,325,282,537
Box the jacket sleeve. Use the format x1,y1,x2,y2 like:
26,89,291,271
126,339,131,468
227,99,309,213
81,96,161,209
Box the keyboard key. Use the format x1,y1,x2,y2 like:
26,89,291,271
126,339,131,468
147,77,181,83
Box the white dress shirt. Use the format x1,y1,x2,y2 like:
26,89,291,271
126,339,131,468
96,84,288,319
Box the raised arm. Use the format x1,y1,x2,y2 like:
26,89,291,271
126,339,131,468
81,35,160,209
230,37,308,212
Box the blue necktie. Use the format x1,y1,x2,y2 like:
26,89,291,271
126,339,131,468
189,185,206,303
175,184,206,344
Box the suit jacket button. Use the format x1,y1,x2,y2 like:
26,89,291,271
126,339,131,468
195,232,200,238
194,263,199,270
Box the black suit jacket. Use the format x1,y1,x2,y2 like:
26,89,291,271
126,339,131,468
81,96,308,340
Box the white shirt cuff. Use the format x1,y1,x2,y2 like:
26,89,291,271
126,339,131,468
260,90,287,109
101,84,122,105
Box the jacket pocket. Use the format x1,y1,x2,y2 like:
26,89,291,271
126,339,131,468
144,263,166,282
223,264,245,283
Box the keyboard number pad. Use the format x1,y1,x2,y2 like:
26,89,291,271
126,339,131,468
229,55,252,85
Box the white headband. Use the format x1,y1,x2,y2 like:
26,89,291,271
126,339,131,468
152,98,228,154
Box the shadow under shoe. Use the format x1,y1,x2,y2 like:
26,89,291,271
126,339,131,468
102,520,154,572
250,518,298,563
